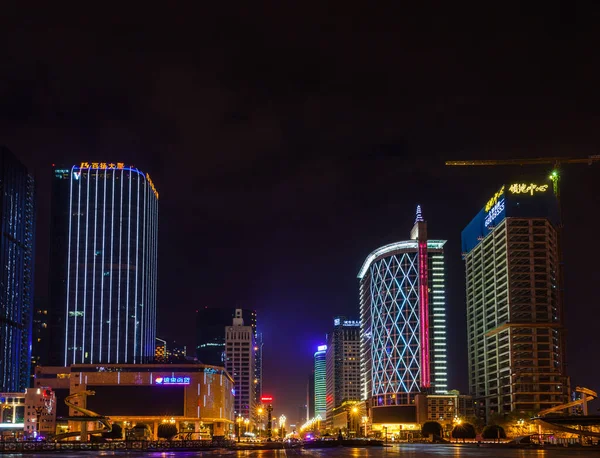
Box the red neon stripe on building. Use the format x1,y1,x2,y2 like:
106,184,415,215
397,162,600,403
418,240,430,387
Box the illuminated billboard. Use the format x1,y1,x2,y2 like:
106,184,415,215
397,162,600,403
462,181,558,254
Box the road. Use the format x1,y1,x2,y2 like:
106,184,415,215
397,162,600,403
3,443,600,457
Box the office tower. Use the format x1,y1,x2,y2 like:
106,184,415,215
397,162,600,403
225,309,256,421
358,206,447,422
0,147,35,392
325,317,362,421
462,181,568,419
196,307,256,366
254,332,263,408
48,162,159,366
314,345,327,420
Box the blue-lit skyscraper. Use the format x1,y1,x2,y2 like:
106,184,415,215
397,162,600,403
358,207,447,423
48,162,158,366
314,345,327,420
0,147,35,392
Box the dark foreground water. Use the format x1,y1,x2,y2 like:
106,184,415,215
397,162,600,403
2,444,600,457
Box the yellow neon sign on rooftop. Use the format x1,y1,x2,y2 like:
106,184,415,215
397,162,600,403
508,183,549,195
485,185,505,212
78,162,159,199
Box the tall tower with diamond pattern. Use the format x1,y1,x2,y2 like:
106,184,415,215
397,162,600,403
358,207,447,423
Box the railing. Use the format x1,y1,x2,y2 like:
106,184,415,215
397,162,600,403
0,439,234,453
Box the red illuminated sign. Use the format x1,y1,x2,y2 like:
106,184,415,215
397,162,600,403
261,396,273,402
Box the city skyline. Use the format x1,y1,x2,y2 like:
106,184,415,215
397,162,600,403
1,3,599,420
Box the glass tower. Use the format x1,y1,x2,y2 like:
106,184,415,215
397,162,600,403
358,207,447,417
0,147,35,392
314,345,327,420
48,163,158,366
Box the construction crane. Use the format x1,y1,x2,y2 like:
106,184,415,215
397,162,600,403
446,154,599,398
446,156,600,201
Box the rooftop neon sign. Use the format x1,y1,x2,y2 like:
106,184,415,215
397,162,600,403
77,162,159,199
155,376,190,385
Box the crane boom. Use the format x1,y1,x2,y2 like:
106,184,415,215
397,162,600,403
446,155,600,167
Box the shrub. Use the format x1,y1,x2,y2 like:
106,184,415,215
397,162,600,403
452,423,476,441
157,423,178,440
421,421,443,438
482,424,506,440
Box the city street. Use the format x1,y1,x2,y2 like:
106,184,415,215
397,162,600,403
3,444,600,457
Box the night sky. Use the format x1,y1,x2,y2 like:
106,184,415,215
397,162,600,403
2,4,600,422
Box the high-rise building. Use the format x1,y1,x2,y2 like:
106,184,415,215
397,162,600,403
314,345,327,420
48,162,159,366
462,181,568,419
358,206,447,423
254,332,263,410
325,317,361,422
225,309,256,421
0,147,35,393
196,307,256,367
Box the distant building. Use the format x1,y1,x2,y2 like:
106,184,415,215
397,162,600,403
358,206,447,430
30,306,49,385
48,162,159,366
0,147,36,393
462,181,569,420
314,345,327,420
196,308,256,367
254,332,263,411
306,371,315,421
155,337,195,363
325,317,361,423
225,309,256,421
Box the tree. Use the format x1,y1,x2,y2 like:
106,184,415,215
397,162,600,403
421,421,443,438
157,423,178,440
452,423,476,442
103,423,123,440
482,425,506,440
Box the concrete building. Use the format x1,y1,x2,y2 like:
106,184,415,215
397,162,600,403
325,317,361,424
48,162,159,366
24,387,57,439
415,392,474,425
0,147,36,393
358,206,447,428
34,364,234,439
462,181,569,420
225,309,256,423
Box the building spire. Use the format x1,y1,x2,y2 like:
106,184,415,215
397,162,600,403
415,204,424,224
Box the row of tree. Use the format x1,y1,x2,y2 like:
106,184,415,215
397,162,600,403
422,421,507,441
101,423,179,440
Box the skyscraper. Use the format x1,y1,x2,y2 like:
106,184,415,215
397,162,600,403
225,309,256,421
325,317,361,422
462,181,568,419
358,207,447,423
0,147,35,392
48,162,158,366
196,307,256,367
314,345,327,420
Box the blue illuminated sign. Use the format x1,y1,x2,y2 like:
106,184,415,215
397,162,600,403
484,198,505,228
155,376,190,385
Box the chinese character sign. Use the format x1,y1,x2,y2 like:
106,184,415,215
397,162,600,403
155,376,191,385
508,183,549,195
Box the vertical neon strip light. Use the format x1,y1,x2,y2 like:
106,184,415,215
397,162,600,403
90,168,98,362
125,169,132,362
64,166,75,366
108,169,115,362
81,169,91,363
418,240,430,387
116,169,123,363
73,168,82,364
100,169,107,361
133,174,140,362
140,180,146,360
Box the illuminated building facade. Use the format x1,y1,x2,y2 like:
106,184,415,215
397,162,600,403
0,147,36,393
314,345,327,420
325,317,361,422
358,207,447,423
462,181,568,420
195,307,256,367
225,309,256,422
48,163,158,366
35,364,234,439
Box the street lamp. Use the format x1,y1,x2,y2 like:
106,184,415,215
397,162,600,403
257,407,264,439
350,407,358,437
279,415,286,438
244,418,250,439
236,415,243,443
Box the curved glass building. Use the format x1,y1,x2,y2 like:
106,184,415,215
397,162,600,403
49,162,158,366
358,208,447,421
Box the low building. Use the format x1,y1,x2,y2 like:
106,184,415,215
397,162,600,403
24,387,56,439
416,393,475,425
0,392,25,440
35,364,235,440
